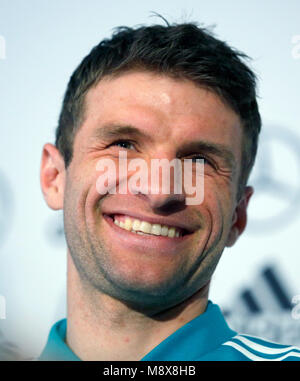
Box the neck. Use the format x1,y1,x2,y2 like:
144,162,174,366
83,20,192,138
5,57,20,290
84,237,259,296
66,253,209,361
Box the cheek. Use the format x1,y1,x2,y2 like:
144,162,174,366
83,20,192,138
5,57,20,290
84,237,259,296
63,177,83,232
201,179,236,240
64,168,96,230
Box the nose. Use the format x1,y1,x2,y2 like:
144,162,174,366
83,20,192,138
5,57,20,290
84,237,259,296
129,153,187,213
145,192,186,213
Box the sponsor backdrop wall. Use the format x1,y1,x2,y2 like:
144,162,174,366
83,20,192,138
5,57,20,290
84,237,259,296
0,0,299,358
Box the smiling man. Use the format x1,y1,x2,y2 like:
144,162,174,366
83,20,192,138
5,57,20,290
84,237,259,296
39,22,300,361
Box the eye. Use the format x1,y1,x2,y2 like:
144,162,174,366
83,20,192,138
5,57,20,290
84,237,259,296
190,155,212,166
109,140,136,150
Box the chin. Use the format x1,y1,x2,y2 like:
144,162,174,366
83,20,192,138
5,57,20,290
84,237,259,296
99,265,187,309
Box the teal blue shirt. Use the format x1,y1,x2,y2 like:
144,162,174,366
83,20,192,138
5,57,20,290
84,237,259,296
39,301,300,361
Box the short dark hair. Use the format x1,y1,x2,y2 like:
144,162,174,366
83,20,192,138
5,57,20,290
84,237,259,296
55,22,261,199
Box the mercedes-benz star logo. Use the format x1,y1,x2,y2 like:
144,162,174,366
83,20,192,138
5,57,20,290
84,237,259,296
247,125,300,233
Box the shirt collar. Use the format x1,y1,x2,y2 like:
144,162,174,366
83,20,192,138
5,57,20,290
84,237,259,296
39,319,80,361
39,301,235,361
141,301,236,360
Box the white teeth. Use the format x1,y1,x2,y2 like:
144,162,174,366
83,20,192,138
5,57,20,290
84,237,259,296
137,231,150,236
113,215,182,238
168,227,176,238
124,218,132,231
140,221,151,234
161,225,169,236
132,219,141,231
151,224,161,236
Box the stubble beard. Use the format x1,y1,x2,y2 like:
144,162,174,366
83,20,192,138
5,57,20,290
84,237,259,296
64,211,208,314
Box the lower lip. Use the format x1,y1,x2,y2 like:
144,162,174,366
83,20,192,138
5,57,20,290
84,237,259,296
102,214,192,254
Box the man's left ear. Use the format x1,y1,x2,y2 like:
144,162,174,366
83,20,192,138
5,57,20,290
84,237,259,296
225,186,254,247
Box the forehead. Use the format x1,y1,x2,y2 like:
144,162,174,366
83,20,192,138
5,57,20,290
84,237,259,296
79,71,243,162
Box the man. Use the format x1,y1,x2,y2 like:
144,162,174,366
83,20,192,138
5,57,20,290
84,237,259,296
39,22,300,361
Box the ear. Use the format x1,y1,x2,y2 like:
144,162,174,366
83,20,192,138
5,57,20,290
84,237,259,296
40,143,65,210
225,186,254,247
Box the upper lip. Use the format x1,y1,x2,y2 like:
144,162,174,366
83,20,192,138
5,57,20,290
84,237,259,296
103,210,197,234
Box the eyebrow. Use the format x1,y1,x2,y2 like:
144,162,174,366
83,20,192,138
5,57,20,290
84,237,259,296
177,141,237,171
92,124,237,170
92,124,154,142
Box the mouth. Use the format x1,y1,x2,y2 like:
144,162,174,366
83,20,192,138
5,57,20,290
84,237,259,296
104,214,191,239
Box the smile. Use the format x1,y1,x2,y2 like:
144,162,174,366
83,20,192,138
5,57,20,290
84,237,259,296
112,214,183,238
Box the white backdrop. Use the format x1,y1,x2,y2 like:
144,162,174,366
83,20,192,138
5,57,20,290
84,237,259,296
0,0,299,359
